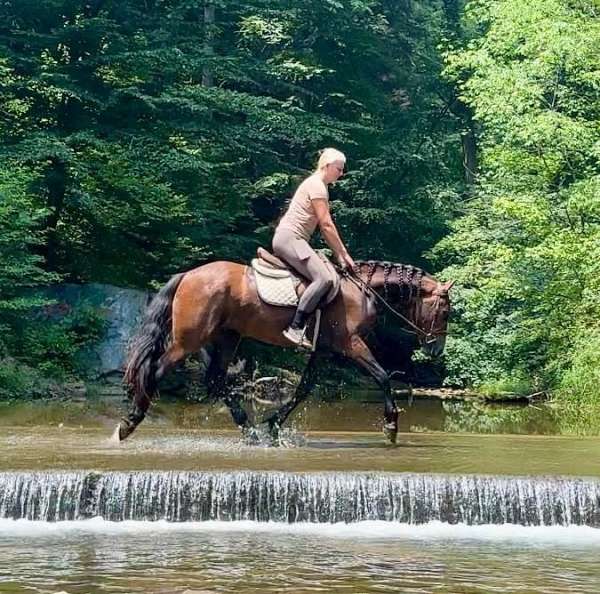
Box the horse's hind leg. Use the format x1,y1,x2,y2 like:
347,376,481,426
264,353,320,439
118,344,187,441
117,271,232,442
118,393,151,442
206,330,248,429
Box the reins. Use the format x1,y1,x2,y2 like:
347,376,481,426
340,266,445,344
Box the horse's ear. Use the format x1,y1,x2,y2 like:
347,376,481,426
443,280,455,291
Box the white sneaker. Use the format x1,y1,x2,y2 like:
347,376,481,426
283,326,312,349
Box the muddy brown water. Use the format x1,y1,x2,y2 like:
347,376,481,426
0,398,597,476
1,397,600,594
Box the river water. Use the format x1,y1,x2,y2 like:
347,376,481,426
1,398,599,593
2,520,600,594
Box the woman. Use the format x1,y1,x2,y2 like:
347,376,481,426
273,148,355,348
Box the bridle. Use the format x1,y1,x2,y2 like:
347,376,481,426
341,264,448,345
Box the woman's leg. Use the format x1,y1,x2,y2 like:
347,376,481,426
273,231,332,314
273,231,333,343
294,250,333,314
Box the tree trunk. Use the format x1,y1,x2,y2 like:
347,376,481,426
452,98,478,186
202,2,215,87
43,158,68,271
462,124,478,185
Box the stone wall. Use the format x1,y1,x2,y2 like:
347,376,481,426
40,283,211,399
43,283,151,381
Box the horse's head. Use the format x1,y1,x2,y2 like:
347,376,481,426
415,279,453,357
351,261,453,359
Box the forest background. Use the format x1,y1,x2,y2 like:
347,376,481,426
1,0,599,429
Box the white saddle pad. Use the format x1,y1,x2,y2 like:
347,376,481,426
251,259,299,306
251,253,341,308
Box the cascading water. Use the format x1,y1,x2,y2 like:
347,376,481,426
1,471,599,526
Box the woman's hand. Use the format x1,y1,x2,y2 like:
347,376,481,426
337,252,355,271
311,199,354,271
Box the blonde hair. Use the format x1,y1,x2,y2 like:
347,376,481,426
315,147,346,172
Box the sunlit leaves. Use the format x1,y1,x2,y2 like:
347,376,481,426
435,0,600,396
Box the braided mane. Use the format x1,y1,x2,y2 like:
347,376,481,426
354,260,425,301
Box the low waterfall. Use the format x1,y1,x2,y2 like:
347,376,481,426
1,471,598,526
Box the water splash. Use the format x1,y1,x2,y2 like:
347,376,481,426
1,471,599,526
242,424,306,448
2,518,600,544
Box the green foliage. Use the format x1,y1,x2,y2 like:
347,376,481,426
2,306,106,384
558,332,600,409
553,330,600,433
0,359,40,400
434,0,600,411
0,0,463,284
19,307,106,379
0,0,466,395
0,165,57,308
0,163,61,387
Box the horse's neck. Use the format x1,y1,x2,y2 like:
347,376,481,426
355,262,435,307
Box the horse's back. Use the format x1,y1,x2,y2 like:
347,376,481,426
172,260,372,349
180,260,246,290
175,260,298,344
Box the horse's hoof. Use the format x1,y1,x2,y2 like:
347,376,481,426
242,424,271,446
383,423,398,444
112,420,134,443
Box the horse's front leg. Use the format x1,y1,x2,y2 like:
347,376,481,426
264,352,321,439
345,334,398,443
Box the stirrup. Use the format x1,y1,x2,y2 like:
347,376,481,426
283,326,312,350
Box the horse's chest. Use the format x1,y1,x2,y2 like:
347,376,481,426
365,295,377,320
341,292,378,336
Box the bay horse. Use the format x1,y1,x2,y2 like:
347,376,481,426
118,259,452,444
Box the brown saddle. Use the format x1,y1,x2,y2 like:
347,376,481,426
256,247,289,270
254,247,341,305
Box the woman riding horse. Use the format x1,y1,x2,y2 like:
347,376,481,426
117,154,452,445
274,148,355,348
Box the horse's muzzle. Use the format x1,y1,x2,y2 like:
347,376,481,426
421,335,446,358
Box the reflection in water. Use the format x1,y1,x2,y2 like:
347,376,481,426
1,522,600,594
0,395,561,436
441,400,559,434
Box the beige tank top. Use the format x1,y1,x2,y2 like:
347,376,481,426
276,174,329,241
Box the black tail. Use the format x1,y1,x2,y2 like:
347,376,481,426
124,273,185,407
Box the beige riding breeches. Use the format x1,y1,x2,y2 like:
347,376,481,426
272,228,333,314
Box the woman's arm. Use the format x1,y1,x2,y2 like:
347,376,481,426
312,199,355,269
